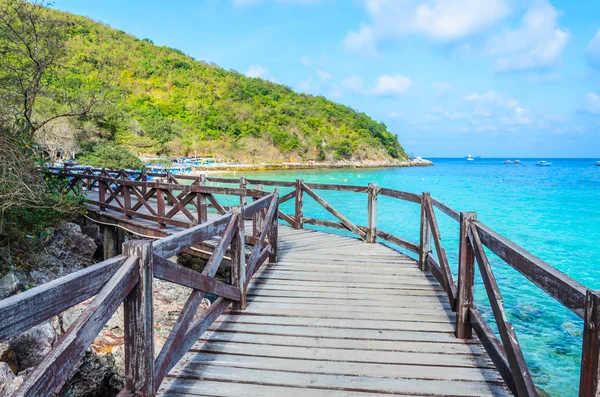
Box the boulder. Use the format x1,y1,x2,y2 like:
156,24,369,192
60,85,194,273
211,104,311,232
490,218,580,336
9,322,57,371
0,362,22,397
0,343,17,373
55,352,122,397
0,272,20,299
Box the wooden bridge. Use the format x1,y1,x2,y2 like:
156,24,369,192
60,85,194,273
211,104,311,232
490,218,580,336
0,167,598,396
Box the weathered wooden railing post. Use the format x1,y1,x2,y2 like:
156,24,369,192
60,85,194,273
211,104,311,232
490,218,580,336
268,191,279,262
579,289,600,396
98,178,106,211
253,185,265,238
141,169,147,195
196,174,208,224
122,240,154,396
418,192,431,271
456,211,477,339
239,176,247,207
156,189,166,229
231,207,247,310
295,179,304,230
123,185,132,219
367,183,378,243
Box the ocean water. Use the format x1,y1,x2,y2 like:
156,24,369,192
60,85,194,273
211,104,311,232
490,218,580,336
223,158,600,396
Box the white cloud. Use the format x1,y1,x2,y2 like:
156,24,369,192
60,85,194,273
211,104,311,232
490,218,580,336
342,24,377,56
585,29,600,69
389,111,405,121
245,64,275,81
341,74,412,96
372,74,412,96
585,93,600,114
341,75,366,94
317,70,333,81
462,90,536,129
486,0,569,72
432,82,451,98
299,56,312,67
343,0,509,54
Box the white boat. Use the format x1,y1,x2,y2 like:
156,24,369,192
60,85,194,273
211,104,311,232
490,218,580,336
596,161,600,166
504,160,513,164
514,160,522,164
466,154,475,161
536,161,551,167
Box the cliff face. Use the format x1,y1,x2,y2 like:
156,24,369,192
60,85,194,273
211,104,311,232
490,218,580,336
34,7,407,162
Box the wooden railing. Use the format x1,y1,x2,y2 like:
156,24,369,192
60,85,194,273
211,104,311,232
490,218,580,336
0,185,278,397
21,166,600,396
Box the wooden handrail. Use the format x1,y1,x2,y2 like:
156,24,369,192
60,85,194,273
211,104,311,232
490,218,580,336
42,166,600,395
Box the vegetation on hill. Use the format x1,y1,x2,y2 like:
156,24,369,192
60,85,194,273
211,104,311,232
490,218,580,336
15,4,406,163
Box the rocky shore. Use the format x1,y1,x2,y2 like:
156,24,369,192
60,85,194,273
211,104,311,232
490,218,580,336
0,223,208,397
191,158,434,172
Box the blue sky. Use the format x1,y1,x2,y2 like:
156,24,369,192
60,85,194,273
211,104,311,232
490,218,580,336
53,0,600,158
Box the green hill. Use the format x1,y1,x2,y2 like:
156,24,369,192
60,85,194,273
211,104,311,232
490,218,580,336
29,6,407,163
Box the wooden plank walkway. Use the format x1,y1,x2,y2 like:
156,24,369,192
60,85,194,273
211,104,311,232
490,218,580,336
156,226,511,397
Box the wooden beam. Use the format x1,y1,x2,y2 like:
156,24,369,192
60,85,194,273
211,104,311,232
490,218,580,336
295,179,303,230
231,207,247,311
123,241,154,396
456,212,477,339
580,289,600,397
367,183,378,243
419,192,431,271
301,182,366,240
14,258,139,397
474,221,586,319
0,256,126,342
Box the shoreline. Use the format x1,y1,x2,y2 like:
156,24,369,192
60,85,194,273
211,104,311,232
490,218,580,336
190,159,434,173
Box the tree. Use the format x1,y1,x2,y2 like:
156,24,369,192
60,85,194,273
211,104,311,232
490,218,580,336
0,0,108,138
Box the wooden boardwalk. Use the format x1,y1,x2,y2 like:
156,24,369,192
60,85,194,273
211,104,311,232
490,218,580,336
157,226,510,397
22,167,597,396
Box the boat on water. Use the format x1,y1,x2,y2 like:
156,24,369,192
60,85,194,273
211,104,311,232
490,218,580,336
466,154,475,161
596,161,600,166
504,160,513,164
514,160,522,164
536,161,552,167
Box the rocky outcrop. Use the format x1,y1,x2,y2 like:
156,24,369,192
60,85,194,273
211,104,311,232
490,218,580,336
9,323,56,372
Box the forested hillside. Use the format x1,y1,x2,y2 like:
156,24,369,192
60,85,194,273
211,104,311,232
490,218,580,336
12,5,407,162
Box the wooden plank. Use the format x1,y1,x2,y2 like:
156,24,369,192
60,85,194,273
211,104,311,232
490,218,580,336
469,224,537,397
186,343,495,370
474,221,586,318
301,183,366,240
425,198,457,309
14,257,139,397
195,331,483,355
167,364,510,396
430,197,460,222
375,229,419,253
0,255,126,342
152,214,231,258
377,187,421,204
294,179,303,229
153,256,240,301
244,193,274,218
470,307,517,396
419,192,431,271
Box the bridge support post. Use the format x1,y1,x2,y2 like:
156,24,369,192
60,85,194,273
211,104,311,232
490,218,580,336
231,207,247,311
367,183,378,243
295,179,304,230
456,212,477,339
239,176,247,207
123,240,155,397
268,192,279,263
418,192,431,271
103,225,119,260
579,290,600,396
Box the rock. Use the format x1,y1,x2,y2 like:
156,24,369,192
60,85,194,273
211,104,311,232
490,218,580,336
0,272,20,299
9,322,57,371
55,352,123,397
0,362,22,397
0,343,17,374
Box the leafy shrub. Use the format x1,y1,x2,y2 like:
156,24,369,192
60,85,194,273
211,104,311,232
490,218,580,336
77,142,145,170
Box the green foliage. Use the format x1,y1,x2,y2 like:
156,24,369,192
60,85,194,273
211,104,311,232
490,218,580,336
4,4,407,162
77,142,145,170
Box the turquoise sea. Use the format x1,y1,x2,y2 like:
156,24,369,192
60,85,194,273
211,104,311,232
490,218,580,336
228,158,600,396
